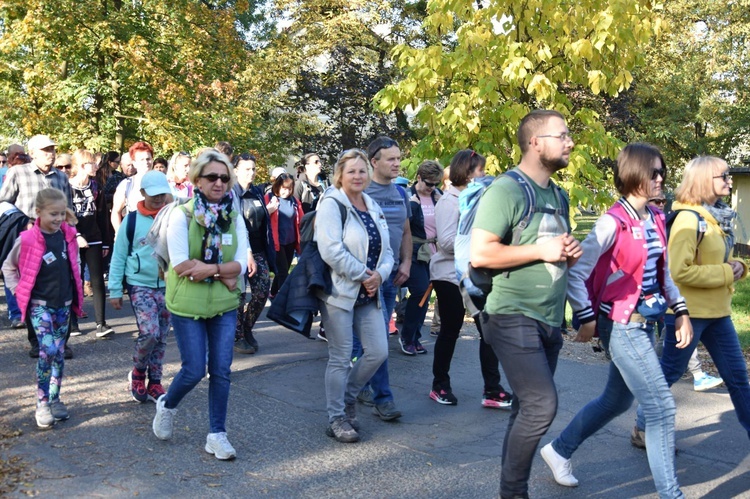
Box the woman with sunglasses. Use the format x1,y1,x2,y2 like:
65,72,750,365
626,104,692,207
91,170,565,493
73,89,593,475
265,172,304,298
398,160,443,355
633,157,750,446
541,143,692,498
152,150,248,460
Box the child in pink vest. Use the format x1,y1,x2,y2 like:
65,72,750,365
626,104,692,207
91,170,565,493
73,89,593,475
2,188,84,429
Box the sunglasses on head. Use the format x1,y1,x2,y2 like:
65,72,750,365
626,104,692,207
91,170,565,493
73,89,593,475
200,173,230,183
370,138,399,159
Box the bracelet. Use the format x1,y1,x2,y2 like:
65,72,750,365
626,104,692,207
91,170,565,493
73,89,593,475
213,264,221,279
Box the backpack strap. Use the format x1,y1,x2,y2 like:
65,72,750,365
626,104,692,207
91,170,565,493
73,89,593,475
666,209,705,247
125,210,137,256
499,171,569,278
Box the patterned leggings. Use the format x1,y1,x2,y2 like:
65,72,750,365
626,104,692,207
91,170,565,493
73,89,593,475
235,252,271,341
129,286,170,381
30,304,70,402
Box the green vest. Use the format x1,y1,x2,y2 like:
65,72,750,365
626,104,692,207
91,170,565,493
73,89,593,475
166,200,241,319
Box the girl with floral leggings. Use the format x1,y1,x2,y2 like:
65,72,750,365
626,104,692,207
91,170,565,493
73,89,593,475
108,171,173,402
2,188,84,428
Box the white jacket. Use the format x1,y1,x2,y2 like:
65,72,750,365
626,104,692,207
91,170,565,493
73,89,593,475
315,187,394,310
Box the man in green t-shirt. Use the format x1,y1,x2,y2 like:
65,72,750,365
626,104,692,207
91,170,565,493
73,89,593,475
470,109,582,499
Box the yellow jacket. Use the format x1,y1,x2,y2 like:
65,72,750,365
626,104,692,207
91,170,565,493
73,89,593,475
668,201,747,318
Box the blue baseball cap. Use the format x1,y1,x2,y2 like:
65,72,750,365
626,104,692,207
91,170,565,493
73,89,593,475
141,170,171,196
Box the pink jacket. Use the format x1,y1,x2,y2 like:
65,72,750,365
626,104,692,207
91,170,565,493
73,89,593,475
581,200,686,325
14,220,83,321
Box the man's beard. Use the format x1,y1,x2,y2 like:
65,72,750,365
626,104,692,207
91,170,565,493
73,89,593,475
540,154,569,173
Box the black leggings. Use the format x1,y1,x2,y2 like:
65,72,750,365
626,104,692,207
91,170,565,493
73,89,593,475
271,243,296,296
72,245,106,326
431,279,502,392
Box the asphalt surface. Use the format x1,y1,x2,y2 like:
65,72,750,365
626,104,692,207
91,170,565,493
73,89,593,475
1,295,749,498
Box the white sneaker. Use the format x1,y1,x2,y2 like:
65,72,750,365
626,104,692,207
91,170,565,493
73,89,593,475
152,394,176,440
540,442,579,487
205,432,237,460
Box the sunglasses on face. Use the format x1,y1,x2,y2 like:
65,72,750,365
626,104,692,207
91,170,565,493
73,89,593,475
200,173,230,183
650,198,666,206
713,172,732,182
422,180,438,188
56,164,71,170
651,168,665,181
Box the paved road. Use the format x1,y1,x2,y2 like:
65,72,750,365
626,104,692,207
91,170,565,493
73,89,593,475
1,297,748,498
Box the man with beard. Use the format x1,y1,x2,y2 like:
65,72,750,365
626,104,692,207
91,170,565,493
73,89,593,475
470,110,582,499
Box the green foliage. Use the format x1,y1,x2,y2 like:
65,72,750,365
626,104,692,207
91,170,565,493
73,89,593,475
630,0,750,168
376,0,665,212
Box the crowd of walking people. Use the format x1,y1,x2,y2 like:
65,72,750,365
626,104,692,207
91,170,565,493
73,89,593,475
1,108,749,498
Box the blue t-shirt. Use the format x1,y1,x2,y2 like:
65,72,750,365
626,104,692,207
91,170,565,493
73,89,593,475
365,180,411,270
277,197,296,245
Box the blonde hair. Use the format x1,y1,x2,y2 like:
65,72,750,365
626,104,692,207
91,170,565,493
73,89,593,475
674,156,728,205
35,188,68,213
333,149,370,189
167,151,192,183
188,150,236,190
70,149,95,177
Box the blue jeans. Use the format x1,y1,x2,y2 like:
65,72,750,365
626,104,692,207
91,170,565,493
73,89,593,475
400,260,430,345
555,318,682,499
320,300,388,421
353,269,398,405
165,310,237,433
4,281,20,320
637,315,750,440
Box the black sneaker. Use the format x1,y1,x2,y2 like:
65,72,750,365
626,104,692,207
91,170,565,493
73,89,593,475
69,324,83,337
29,345,40,358
373,401,402,421
429,387,458,405
234,339,256,354
63,345,73,359
96,323,115,338
246,331,259,351
11,320,25,329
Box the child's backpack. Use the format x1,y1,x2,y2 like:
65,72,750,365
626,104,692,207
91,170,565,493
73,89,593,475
456,170,569,317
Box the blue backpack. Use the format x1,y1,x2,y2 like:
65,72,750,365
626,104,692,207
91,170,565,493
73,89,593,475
455,169,569,317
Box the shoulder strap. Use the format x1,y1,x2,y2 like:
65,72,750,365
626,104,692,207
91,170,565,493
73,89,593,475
125,211,137,256
501,170,536,247
666,209,705,246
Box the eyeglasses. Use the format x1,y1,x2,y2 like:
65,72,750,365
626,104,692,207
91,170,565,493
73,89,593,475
713,172,732,182
651,168,665,181
200,173,230,183
533,132,573,143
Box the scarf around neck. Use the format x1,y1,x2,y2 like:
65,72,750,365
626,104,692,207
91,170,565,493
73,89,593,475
193,189,234,264
703,200,736,261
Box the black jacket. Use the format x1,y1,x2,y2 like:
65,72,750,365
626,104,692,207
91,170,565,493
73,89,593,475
267,242,331,337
